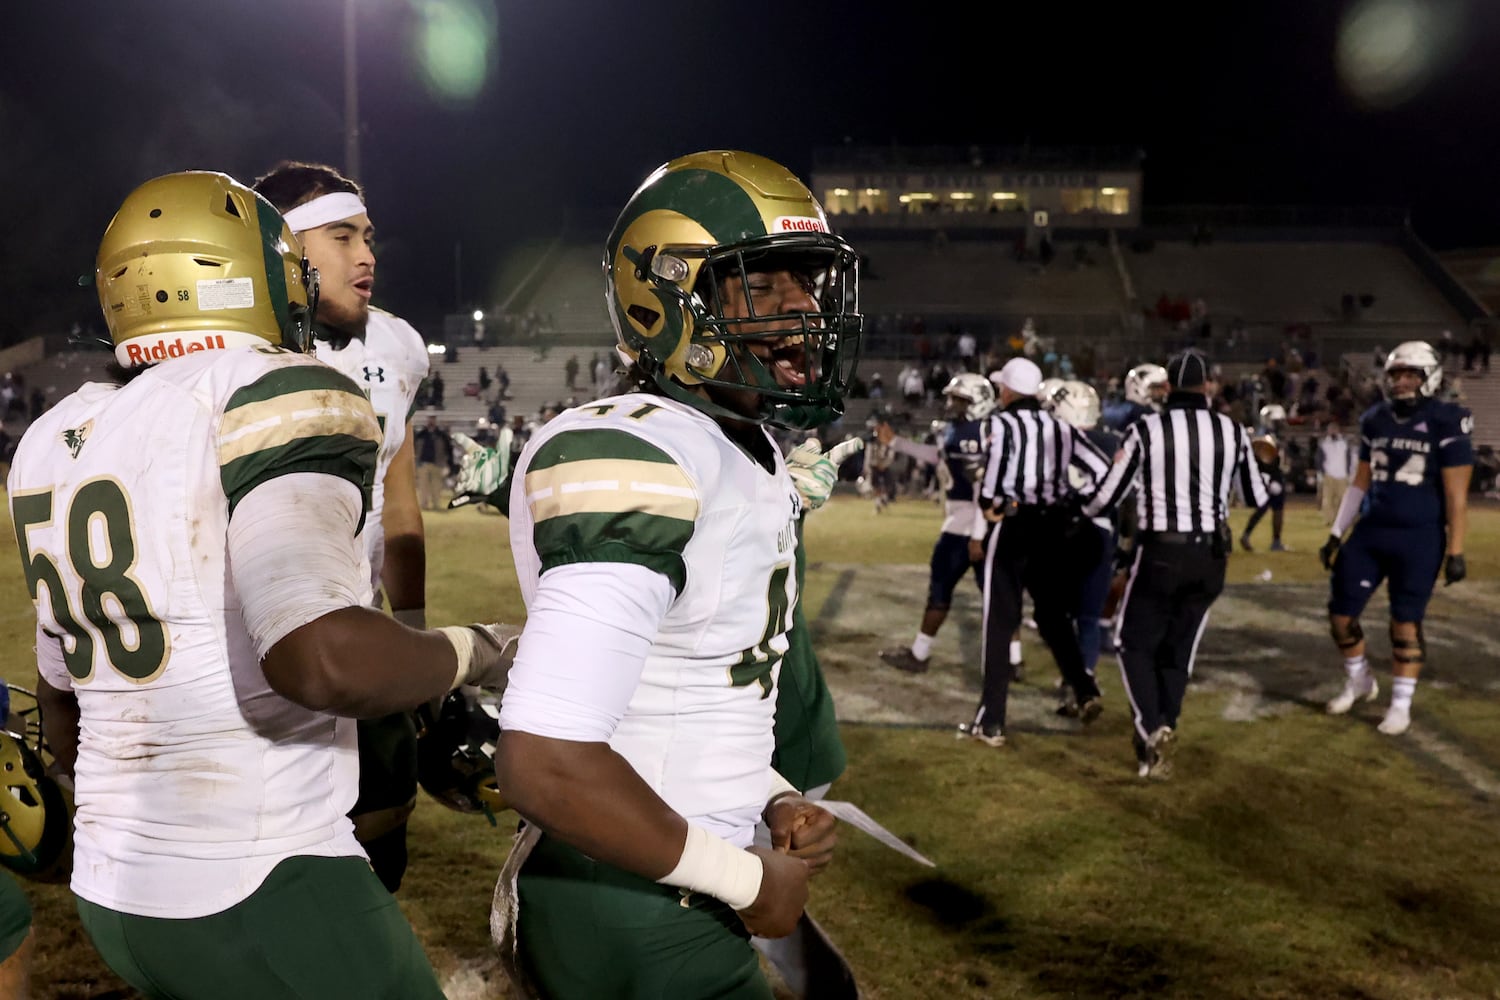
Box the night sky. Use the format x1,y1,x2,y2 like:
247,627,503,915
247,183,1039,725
3,0,1497,343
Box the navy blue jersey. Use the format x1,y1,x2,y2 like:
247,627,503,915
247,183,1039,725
1084,426,1120,462
1359,397,1473,528
1101,400,1153,432
943,418,989,503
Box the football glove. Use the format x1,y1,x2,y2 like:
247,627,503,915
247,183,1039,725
786,438,864,511
448,430,512,510
1319,534,1341,572
1444,553,1466,587
444,622,522,693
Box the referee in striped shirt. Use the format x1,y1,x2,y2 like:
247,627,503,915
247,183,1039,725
967,358,1112,747
1084,349,1269,778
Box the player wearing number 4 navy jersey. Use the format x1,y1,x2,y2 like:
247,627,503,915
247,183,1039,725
1321,341,1473,736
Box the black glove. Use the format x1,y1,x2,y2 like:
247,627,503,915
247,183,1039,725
1319,534,1341,572
1444,553,1466,586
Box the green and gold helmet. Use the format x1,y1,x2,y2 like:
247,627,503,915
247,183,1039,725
96,170,319,368
0,686,72,884
605,150,862,429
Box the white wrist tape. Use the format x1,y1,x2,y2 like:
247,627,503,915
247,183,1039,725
437,625,477,690
1331,483,1366,537
392,608,427,629
658,824,764,911
767,769,799,806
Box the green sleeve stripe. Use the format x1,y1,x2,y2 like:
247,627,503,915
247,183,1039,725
534,510,693,594
225,363,367,412
528,428,679,472
220,433,378,531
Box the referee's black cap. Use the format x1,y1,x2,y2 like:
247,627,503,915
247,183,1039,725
1166,349,1211,389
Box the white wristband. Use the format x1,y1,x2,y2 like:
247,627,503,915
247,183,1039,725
767,769,799,807
658,824,764,911
437,625,477,689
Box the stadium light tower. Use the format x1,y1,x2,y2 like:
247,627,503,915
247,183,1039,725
343,0,360,181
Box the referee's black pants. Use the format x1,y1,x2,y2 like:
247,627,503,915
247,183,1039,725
1116,532,1226,752
979,507,1101,729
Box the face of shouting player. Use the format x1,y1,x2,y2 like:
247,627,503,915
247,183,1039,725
298,213,376,336
705,268,822,423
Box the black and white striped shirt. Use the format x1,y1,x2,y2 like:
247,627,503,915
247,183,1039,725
1085,395,1269,531
981,400,1111,508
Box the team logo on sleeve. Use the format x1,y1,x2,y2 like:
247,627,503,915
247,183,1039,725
61,421,93,459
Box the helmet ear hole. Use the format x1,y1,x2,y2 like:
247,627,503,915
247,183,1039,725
627,304,661,330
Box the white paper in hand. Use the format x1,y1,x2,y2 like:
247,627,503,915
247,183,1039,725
815,799,935,868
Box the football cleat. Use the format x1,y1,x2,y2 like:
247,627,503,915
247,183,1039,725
879,646,931,674
1145,725,1176,779
1078,696,1104,725
970,722,1007,748
1377,705,1411,736
1326,673,1379,715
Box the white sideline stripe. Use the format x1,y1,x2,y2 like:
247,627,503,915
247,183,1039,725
1406,727,1500,799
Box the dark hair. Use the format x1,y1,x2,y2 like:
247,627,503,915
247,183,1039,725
251,161,363,213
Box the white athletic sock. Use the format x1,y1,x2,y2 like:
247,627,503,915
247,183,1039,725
1344,655,1369,681
1390,676,1416,713
1009,639,1022,666
911,632,934,661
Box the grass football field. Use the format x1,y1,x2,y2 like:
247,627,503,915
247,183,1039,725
6,493,1500,999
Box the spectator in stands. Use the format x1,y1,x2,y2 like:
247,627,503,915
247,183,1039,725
925,361,951,406
1464,328,1491,374
487,399,507,428
478,366,492,401
496,363,511,400
1262,358,1287,401
429,370,445,410
564,355,579,391
868,372,885,399
957,329,977,371
899,364,925,407
413,415,453,511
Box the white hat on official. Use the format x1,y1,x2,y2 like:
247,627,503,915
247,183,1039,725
995,357,1043,396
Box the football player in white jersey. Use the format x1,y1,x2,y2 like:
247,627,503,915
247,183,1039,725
253,161,432,892
490,151,859,998
12,171,516,999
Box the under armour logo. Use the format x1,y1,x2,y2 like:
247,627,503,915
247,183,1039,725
364,366,385,383
1360,580,1372,588
61,422,92,459
1413,421,1428,433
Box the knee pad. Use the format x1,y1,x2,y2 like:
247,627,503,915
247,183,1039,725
1330,616,1363,651
1391,623,1424,667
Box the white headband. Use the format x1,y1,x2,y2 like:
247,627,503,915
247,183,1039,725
282,192,368,234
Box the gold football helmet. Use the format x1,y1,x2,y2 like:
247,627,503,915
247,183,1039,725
1251,435,1280,465
0,686,72,884
96,171,318,367
604,150,862,429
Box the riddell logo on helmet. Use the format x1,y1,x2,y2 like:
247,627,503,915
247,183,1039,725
773,216,827,233
122,334,230,366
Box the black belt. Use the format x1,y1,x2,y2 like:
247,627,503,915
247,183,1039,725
1141,529,1221,545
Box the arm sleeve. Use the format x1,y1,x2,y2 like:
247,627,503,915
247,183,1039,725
1236,426,1271,509
1083,427,1141,517
35,621,71,691
1437,407,1475,467
979,416,1006,506
498,562,675,742
228,472,370,658
1068,426,1111,497
886,435,942,466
